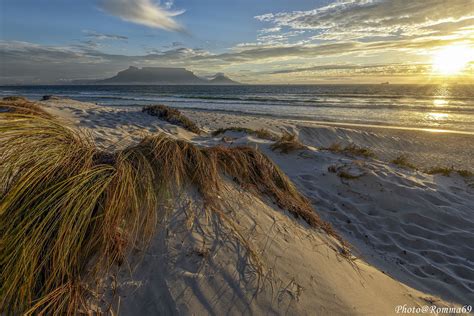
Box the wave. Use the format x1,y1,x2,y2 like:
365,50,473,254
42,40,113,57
93,97,474,113
174,94,474,102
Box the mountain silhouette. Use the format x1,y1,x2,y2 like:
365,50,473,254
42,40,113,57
90,66,240,85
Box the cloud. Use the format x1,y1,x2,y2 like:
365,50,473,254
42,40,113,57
264,63,433,76
99,0,184,31
0,41,213,83
202,42,358,63
1,36,472,84
255,0,474,40
83,30,128,40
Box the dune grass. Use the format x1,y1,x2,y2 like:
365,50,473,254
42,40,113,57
457,169,474,178
212,126,277,141
0,107,349,314
391,155,417,169
424,166,473,178
0,113,158,314
0,99,53,118
270,132,306,154
2,96,28,101
325,142,376,158
142,104,201,134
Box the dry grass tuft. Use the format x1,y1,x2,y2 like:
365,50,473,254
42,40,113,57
1,110,349,314
142,104,201,134
424,166,453,176
325,142,375,158
0,113,157,314
0,99,53,118
270,132,306,154
391,155,416,169
424,166,473,178
212,127,277,141
457,169,473,178
2,96,28,101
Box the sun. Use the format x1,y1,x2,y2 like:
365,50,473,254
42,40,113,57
432,44,473,75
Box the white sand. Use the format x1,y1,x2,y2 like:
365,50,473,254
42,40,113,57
182,109,474,172
40,99,473,314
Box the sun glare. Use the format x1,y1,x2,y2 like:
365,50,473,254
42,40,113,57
432,45,473,75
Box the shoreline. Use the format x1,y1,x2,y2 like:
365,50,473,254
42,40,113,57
171,107,474,135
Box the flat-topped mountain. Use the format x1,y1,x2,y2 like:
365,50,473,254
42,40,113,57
93,66,240,85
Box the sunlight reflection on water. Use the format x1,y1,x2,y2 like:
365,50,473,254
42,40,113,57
427,112,449,121
433,99,449,107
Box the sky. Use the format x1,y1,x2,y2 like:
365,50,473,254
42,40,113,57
0,0,473,84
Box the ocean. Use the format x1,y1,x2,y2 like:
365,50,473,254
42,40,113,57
1,84,474,133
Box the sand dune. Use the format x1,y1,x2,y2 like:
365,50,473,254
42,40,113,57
182,109,474,172
37,98,473,314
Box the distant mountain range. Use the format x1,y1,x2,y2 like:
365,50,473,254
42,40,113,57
72,66,240,85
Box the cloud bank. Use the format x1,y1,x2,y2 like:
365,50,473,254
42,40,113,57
99,0,184,31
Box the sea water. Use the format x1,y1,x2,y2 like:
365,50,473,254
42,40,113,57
1,84,473,133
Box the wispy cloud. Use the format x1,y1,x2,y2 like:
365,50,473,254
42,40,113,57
264,63,434,76
99,0,184,32
83,30,128,41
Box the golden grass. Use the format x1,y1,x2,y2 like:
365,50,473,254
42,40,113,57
142,104,201,134
0,107,349,314
325,142,375,158
0,113,158,314
212,127,277,141
0,99,53,119
270,132,306,154
2,96,28,101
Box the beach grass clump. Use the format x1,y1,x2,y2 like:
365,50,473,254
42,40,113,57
424,166,473,178
133,134,221,201
391,155,417,169
0,99,53,118
270,132,306,154
457,169,473,178
2,96,28,101
0,113,157,314
325,142,375,158
424,166,453,176
0,110,349,314
142,104,201,134
212,126,277,141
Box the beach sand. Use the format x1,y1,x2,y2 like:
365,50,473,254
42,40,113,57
38,98,474,314
182,109,474,172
